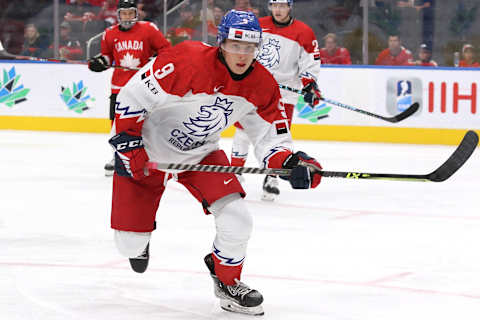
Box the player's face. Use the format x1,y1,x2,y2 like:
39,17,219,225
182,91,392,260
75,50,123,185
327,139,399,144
270,3,290,23
119,8,136,23
222,40,257,75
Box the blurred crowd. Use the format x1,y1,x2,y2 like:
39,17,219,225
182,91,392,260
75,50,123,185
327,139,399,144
0,0,479,67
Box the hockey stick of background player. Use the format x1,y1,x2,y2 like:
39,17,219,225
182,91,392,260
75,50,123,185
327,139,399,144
0,42,138,71
147,130,478,182
10,55,139,71
279,84,419,123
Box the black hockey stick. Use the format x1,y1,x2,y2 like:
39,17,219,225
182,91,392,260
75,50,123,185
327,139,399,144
279,84,419,123
147,130,478,182
0,41,138,71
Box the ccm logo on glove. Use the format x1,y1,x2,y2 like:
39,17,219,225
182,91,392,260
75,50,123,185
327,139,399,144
114,139,144,151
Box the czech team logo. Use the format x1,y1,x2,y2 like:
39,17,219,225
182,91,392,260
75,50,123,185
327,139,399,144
0,66,30,107
257,38,281,68
386,78,422,116
60,80,95,114
183,97,234,138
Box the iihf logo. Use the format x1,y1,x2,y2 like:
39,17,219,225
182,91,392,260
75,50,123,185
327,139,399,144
396,80,412,112
183,97,234,138
257,38,281,68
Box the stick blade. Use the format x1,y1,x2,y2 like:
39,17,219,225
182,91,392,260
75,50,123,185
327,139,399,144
427,130,478,182
390,102,419,122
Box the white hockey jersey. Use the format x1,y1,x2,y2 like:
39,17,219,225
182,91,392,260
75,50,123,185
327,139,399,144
114,41,294,169
256,16,321,105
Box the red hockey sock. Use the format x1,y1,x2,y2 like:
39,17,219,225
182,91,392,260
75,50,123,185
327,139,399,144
212,254,243,285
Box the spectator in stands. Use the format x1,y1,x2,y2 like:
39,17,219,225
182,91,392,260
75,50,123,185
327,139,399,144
166,3,201,45
251,6,261,17
207,5,225,44
233,0,253,12
411,43,437,66
375,34,413,66
397,0,434,48
97,0,118,27
63,0,100,36
20,23,49,58
137,1,148,21
65,0,104,6
201,0,216,23
319,33,351,65
459,44,480,67
55,21,84,60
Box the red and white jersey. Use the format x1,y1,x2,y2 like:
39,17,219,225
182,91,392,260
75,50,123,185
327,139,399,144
257,16,321,105
101,21,170,94
114,41,294,168
319,47,352,65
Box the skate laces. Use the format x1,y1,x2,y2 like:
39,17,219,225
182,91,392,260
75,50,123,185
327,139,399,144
227,279,254,298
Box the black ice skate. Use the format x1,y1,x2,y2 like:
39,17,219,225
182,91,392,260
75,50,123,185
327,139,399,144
104,158,114,177
204,254,264,316
262,175,279,201
129,243,149,273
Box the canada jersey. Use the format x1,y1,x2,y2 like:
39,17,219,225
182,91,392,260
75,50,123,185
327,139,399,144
256,16,321,105
101,21,170,94
114,41,293,168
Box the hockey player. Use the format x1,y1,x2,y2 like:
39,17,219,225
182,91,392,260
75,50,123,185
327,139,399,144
230,0,322,201
108,10,322,316
87,0,170,176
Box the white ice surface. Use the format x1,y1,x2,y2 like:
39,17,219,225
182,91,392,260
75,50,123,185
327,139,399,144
0,130,479,320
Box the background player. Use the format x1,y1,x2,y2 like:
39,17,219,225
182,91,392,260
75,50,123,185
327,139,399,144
108,10,322,316
87,0,170,176
230,0,322,201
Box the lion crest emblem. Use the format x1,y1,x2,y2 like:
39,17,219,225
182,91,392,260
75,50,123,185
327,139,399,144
183,97,234,138
257,38,281,68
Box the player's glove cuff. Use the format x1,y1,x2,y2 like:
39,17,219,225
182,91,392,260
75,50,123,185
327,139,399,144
301,79,322,107
109,132,149,180
282,151,322,189
88,54,110,72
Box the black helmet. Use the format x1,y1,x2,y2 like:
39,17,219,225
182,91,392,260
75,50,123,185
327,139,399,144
118,0,137,9
117,0,138,30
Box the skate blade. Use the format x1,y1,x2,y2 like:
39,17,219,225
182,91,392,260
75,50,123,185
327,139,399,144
220,299,264,316
261,192,277,202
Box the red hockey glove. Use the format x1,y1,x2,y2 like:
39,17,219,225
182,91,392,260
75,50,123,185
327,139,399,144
88,54,109,72
301,78,322,107
282,151,322,189
109,132,149,180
